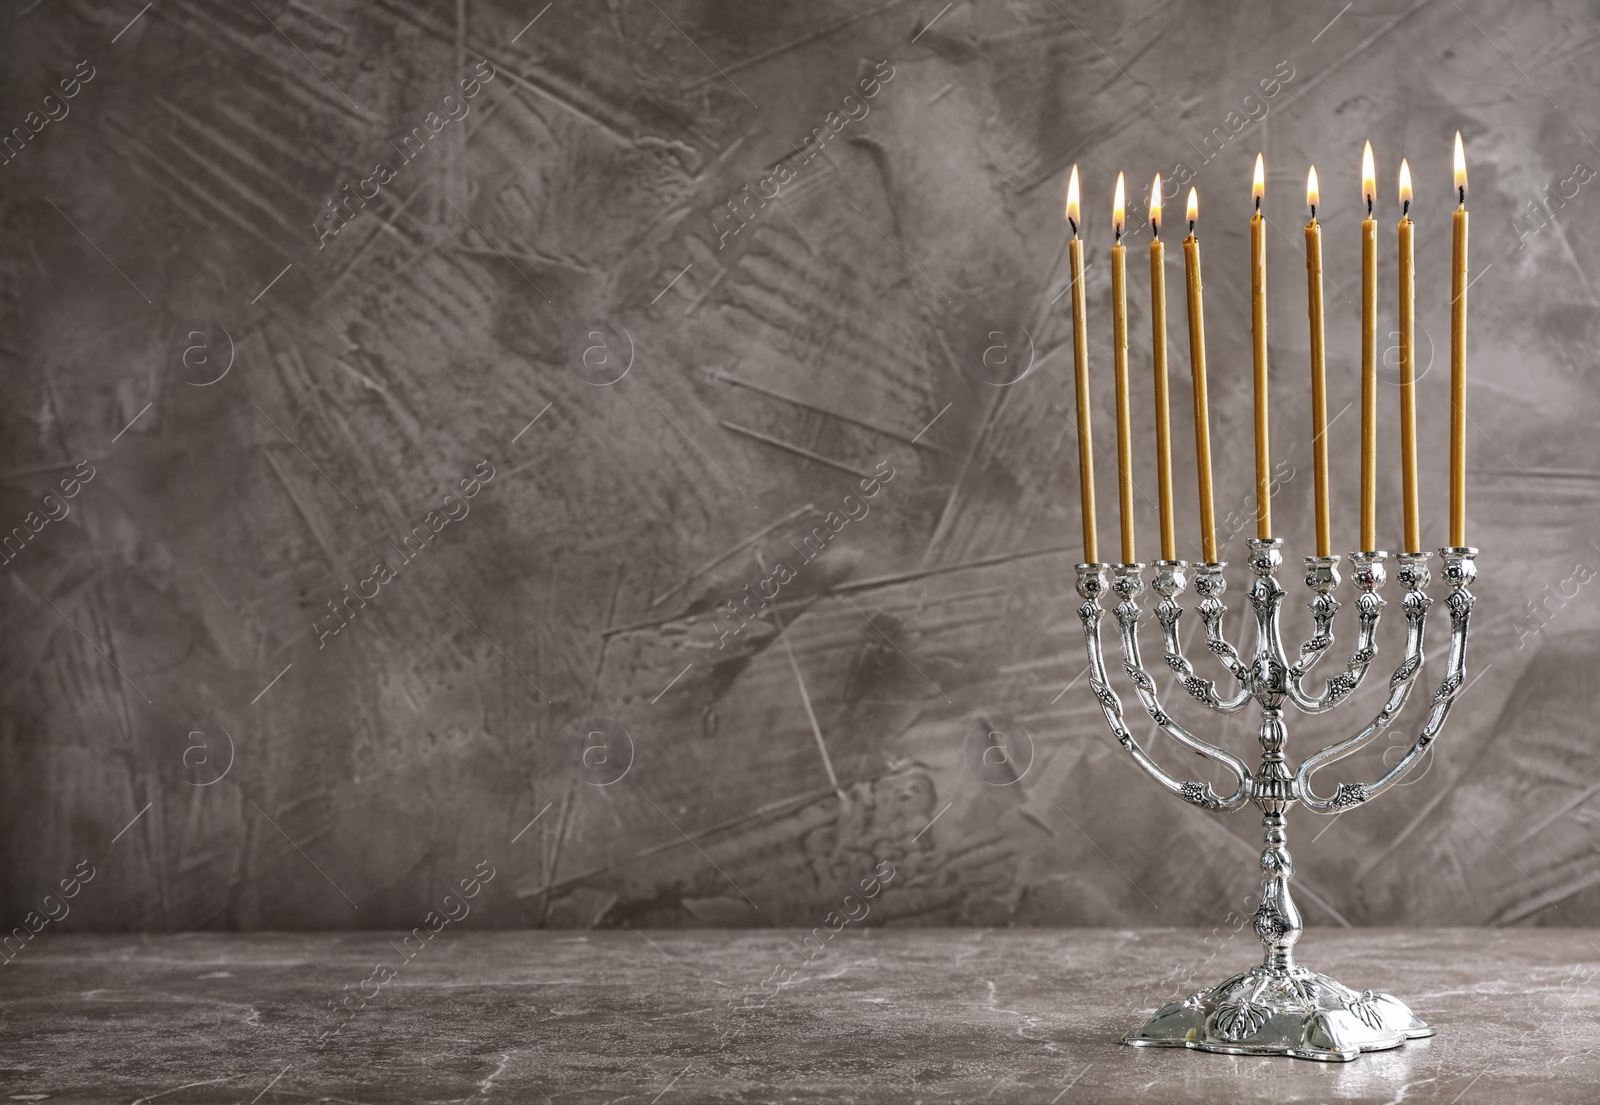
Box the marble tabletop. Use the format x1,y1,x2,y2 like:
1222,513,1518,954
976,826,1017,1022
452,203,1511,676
2,928,1595,1103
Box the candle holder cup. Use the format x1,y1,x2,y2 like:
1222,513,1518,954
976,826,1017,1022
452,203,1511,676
1074,537,1477,1061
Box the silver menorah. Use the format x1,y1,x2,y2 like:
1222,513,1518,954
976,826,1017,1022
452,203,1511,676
1074,538,1478,1061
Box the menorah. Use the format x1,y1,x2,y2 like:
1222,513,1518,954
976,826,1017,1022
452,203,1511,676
1073,540,1477,1060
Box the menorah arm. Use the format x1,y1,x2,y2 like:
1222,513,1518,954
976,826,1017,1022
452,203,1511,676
1296,552,1471,813
1152,561,1253,714
1286,553,1387,714
1076,564,1254,813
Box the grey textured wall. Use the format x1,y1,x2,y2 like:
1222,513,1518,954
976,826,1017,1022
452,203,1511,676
3,0,1598,933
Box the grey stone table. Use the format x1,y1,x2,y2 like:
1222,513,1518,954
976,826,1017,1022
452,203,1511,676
1,929,1596,1103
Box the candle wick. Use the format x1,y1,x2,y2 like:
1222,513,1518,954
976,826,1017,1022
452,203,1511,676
1255,196,1261,213
1309,203,1316,221
1188,219,1195,236
1367,194,1373,217
1152,218,1159,240
1068,216,1078,238
1459,184,1466,206
1115,225,1122,243
1403,198,1410,217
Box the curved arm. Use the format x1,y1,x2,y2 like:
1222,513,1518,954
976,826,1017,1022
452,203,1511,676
1152,561,1253,714
1295,552,1438,813
1075,564,1253,813
1192,562,1257,707
1112,565,1254,809
1354,549,1478,802
1286,552,1387,713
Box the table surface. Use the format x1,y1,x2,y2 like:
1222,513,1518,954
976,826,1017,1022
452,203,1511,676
1,929,1596,1103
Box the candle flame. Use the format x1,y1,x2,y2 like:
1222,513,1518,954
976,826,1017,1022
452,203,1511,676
1361,140,1375,207
1454,131,1467,202
1112,171,1125,234
1186,187,1198,229
1252,152,1265,205
1306,165,1319,215
1150,172,1162,231
1398,158,1413,210
1066,164,1080,231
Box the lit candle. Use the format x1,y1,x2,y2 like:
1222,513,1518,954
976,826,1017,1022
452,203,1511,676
1111,171,1136,564
1360,141,1378,552
1451,132,1469,548
1398,158,1420,553
1305,166,1330,557
1149,173,1176,562
1067,166,1098,564
1251,152,1271,540
1183,188,1218,562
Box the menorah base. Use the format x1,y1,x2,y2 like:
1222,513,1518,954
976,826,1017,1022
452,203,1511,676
1125,963,1435,1062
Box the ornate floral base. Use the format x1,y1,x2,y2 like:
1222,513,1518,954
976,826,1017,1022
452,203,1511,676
1125,964,1435,1062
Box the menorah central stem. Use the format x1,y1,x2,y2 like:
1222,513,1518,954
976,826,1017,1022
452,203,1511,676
1252,706,1303,973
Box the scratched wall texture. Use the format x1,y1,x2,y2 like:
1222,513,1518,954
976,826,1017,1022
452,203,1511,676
3,0,1599,933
